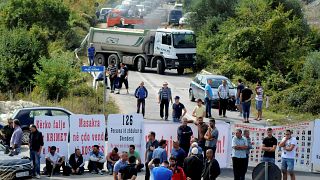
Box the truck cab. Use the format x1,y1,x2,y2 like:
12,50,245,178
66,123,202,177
153,28,196,74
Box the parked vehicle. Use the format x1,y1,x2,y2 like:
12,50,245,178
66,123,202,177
81,27,196,75
189,74,237,108
98,7,112,22
174,3,183,10
10,107,73,144
0,144,32,180
168,9,182,25
106,8,144,27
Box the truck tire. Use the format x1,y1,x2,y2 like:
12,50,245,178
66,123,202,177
156,59,165,74
108,54,119,66
177,67,184,75
137,57,145,72
95,53,105,66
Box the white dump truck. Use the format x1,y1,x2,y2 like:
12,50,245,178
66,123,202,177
80,27,196,75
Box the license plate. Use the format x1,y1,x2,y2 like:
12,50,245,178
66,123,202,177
16,171,29,178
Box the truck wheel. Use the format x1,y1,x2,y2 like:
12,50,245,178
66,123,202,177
177,68,184,75
137,57,145,72
95,53,105,66
156,60,165,74
108,54,119,66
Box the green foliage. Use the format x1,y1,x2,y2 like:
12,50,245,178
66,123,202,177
33,52,79,100
70,84,95,97
302,51,320,80
0,28,42,92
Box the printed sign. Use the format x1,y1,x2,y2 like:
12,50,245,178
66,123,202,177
35,116,69,163
69,114,106,160
311,119,320,172
141,121,231,168
107,114,144,154
232,121,314,171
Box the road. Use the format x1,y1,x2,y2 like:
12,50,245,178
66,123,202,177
110,68,266,126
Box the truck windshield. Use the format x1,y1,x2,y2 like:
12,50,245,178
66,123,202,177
173,34,196,48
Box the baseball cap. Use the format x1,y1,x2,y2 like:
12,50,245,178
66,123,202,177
191,147,198,155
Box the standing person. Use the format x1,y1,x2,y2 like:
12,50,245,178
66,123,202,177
177,117,193,154
152,140,168,164
243,130,253,175
218,80,229,118
184,148,203,180
88,43,95,66
118,156,138,180
254,80,264,121
152,161,173,180
88,145,105,175
107,147,120,175
169,156,186,180
240,86,253,123
9,119,22,155
172,96,187,123
188,141,203,159
236,79,245,116
135,81,148,117
202,149,221,180
279,130,297,180
261,128,278,163
45,146,66,177
192,99,206,119
117,63,129,94
128,145,144,172
158,82,172,120
29,124,44,179
204,79,214,118
171,141,186,168
231,129,248,180
107,61,118,93
194,117,208,150
68,148,85,175
145,131,159,180
114,152,129,180
204,119,219,158
0,118,14,153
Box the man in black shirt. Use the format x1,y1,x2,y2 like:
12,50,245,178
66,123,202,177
117,63,129,94
119,156,138,180
202,149,220,180
184,147,203,180
145,131,159,180
29,124,44,179
177,118,193,154
172,96,187,123
68,148,85,175
240,87,253,123
261,128,278,164
0,118,14,150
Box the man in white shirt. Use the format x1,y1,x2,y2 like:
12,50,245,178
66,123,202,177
218,80,229,118
45,146,66,177
279,130,297,180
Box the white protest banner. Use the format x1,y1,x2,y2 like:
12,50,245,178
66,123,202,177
107,114,143,154
232,121,315,171
141,121,231,168
35,116,69,163
69,114,106,160
311,119,320,172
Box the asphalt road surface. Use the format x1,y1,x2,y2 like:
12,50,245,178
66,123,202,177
110,68,266,126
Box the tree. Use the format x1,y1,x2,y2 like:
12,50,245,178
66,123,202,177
33,52,79,100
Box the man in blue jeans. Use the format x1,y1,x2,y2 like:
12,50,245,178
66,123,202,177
29,124,44,179
204,79,214,118
279,130,297,180
135,81,148,117
240,87,253,123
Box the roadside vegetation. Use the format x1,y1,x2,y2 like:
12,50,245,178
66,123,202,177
187,0,320,124
0,0,119,115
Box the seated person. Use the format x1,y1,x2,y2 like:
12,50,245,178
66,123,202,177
45,146,66,177
107,147,120,175
128,145,144,172
114,152,129,179
118,156,138,180
88,145,105,175
68,148,84,175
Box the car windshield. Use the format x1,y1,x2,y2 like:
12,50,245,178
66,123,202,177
173,34,196,48
101,9,110,14
209,79,234,89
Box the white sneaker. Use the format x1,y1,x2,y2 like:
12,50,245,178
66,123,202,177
35,174,40,179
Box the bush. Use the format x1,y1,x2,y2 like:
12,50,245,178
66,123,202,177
70,84,95,97
33,52,79,100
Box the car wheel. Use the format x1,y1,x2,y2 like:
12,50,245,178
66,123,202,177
22,130,30,145
189,89,195,102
